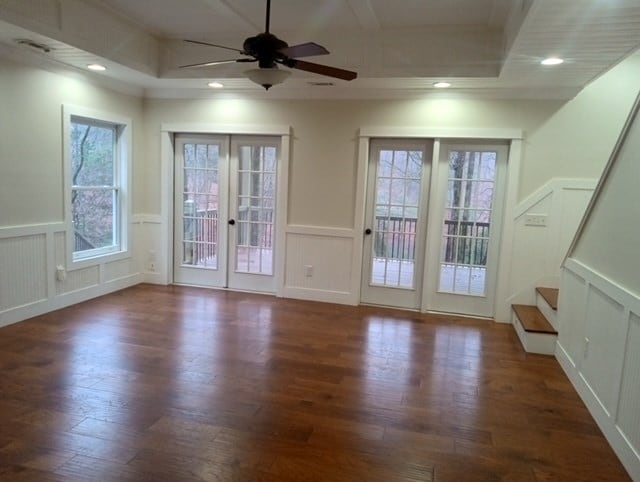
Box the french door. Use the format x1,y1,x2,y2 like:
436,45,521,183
173,134,279,293
360,139,433,310
426,142,507,317
361,138,507,317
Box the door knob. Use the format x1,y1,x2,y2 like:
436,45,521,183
228,219,236,225
364,228,372,235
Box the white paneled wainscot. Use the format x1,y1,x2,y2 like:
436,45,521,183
0,222,143,328
496,178,596,322
557,258,640,481
281,225,360,305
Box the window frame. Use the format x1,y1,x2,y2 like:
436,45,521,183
63,105,132,269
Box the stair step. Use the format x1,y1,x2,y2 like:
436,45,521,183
512,304,557,334
535,287,558,310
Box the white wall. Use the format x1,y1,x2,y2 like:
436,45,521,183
554,86,640,480
2,47,640,324
572,94,640,296
143,98,561,227
0,57,145,327
143,97,562,305
520,50,640,199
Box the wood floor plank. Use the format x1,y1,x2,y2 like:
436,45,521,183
0,284,630,481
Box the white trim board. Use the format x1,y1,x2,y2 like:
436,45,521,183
359,127,523,140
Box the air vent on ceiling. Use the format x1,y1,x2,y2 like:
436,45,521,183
308,81,335,87
14,38,52,53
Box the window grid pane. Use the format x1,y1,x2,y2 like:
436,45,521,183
371,149,423,289
70,118,119,256
181,143,220,269
236,145,276,275
439,150,497,296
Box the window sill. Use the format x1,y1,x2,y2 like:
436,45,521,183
69,249,130,271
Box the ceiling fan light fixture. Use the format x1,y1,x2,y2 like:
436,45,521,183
245,67,291,90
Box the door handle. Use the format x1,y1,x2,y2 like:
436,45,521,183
364,228,372,235
228,219,236,225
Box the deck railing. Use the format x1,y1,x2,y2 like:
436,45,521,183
183,207,274,265
373,216,490,266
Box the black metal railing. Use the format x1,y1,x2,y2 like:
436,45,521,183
74,231,95,252
373,216,490,266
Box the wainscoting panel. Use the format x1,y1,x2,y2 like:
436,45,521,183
0,233,47,311
282,227,356,305
557,258,640,481
56,265,100,295
581,284,625,416
497,178,596,322
103,258,134,283
617,312,640,460
0,222,141,328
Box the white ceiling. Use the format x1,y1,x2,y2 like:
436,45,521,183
1,0,639,99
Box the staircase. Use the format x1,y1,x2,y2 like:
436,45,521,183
512,287,558,355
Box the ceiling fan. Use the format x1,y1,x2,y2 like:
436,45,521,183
180,0,358,89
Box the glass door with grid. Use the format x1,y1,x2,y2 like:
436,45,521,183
360,139,433,310
427,142,507,317
173,134,279,292
228,137,279,293
174,135,228,287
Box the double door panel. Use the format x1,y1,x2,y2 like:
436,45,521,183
174,134,279,293
361,138,507,317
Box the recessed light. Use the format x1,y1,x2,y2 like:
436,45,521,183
541,57,564,66
433,82,451,88
87,64,106,71
207,81,224,88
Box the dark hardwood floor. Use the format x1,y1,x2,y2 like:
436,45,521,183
0,284,630,481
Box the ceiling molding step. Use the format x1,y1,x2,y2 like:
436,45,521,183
345,0,380,30
0,0,161,75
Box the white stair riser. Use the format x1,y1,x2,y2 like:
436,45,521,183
512,311,557,355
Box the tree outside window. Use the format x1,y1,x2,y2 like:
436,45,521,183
70,117,119,257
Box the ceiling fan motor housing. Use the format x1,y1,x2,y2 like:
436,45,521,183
243,33,288,68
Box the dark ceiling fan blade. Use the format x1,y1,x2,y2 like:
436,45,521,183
184,39,245,54
288,59,357,81
179,59,244,69
278,42,329,58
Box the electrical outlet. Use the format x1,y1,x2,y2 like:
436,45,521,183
524,214,548,227
148,250,157,272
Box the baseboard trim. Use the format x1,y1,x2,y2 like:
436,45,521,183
282,286,357,306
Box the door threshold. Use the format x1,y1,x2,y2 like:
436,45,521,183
172,282,276,297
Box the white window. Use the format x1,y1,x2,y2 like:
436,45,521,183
63,106,131,266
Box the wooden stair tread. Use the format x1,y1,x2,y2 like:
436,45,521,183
536,287,559,310
512,304,557,334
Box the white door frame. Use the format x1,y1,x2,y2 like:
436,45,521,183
159,124,291,296
354,127,523,320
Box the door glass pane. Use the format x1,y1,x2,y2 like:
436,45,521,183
181,143,219,269
235,145,276,275
371,149,423,288
439,150,496,296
